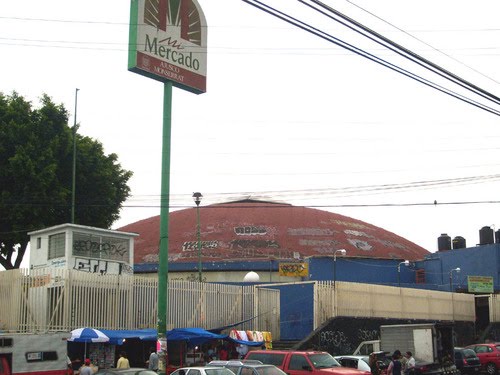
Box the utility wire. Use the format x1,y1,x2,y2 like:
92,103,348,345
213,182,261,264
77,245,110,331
343,0,500,86
242,0,500,117
300,0,500,106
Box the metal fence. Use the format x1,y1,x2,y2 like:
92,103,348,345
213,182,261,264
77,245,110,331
0,267,280,339
314,280,476,328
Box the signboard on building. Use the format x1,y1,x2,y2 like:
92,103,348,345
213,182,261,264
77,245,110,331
128,0,207,94
279,262,308,277
467,276,494,293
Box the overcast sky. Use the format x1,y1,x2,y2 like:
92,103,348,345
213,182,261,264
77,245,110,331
1,0,500,260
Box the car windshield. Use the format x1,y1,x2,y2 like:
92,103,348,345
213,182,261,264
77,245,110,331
308,354,341,368
255,366,287,375
361,358,369,365
206,369,236,375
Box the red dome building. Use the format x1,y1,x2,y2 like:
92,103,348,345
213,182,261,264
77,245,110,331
118,200,429,281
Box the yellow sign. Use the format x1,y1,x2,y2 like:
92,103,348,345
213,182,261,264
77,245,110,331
279,262,308,277
468,276,494,293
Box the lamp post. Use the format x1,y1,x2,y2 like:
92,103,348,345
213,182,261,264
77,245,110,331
192,192,203,282
333,249,347,288
397,260,410,287
449,267,461,292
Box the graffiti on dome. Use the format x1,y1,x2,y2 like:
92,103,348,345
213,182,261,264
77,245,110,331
344,229,374,238
299,239,337,247
347,238,373,251
333,220,369,230
234,226,268,235
288,228,335,236
182,240,219,251
376,239,407,249
230,239,280,249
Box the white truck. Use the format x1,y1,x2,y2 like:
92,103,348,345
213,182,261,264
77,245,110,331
354,324,458,375
0,332,71,375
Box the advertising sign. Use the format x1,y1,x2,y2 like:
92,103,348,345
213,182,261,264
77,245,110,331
128,0,207,94
279,262,309,277
468,276,494,293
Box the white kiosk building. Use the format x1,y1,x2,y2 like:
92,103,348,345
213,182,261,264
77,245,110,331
28,223,138,275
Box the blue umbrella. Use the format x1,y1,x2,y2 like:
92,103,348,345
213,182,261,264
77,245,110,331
68,328,110,358
69,327,110,343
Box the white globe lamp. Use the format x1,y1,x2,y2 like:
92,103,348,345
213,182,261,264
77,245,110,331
243,271,260,282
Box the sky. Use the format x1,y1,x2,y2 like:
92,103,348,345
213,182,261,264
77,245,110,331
1,0,500,265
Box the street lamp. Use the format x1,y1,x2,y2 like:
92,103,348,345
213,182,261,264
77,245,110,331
333,249,347,288
192,192,203,282
449,267,461,292
397,260,410,287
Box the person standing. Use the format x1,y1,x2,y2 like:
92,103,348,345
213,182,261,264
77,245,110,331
148,348,159,372
116,352,130,369
369,353,380,375
387,351,402,375
405,352,415,375
79,359,93,375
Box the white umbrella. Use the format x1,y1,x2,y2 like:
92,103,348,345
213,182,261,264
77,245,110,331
68,328,110,358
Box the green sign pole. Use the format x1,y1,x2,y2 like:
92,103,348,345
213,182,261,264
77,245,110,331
157,80,173,374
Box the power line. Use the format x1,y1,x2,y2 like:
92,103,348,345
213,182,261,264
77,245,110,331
342,0,500,86
299,0,500,106
242,0,500,117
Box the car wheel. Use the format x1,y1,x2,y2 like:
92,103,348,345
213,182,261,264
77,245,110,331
486,363,497,375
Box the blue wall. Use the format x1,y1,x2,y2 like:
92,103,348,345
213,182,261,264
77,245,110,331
308,256,416,287
416,244,500,292
264,283,315,341
307,244,500,292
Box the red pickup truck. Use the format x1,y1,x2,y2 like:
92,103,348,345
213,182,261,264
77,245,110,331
244,350,370,375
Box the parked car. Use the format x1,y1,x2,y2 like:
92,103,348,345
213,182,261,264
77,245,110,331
454,348,481,374
169,366,237,375
207,360,287,375
334,356,370,372
96,369,160,375
244,350,370,375
466,343,500,375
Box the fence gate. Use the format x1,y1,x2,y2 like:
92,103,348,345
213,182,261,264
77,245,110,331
255,286,280,341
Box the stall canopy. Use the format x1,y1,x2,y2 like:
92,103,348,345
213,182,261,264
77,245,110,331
87,327,263,347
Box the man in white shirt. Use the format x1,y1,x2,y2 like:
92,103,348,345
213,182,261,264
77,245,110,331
405,352,416,374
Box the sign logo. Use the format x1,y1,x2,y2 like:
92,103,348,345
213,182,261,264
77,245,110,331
467,275,494,293
129,0,207,94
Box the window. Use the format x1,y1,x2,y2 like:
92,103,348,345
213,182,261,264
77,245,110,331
48,233,65,260
289,355,309,371
37,237,41,249
189,370,201,375
0,338,13,347
25,351,58,362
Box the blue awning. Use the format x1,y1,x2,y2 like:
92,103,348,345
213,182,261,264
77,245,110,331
78,327,264,347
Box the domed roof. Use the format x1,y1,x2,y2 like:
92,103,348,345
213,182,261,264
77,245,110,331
118,199,429,266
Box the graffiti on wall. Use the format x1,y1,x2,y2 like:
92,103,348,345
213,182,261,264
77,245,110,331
73,257,132,275
279,263,308,277
72,232,129,262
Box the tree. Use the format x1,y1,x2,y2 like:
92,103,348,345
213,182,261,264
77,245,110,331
0,92,133,269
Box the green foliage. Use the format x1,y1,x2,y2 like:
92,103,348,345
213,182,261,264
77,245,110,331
0,92,132,269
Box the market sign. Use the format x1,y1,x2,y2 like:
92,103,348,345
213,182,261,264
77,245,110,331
467,276,494,293
279,262,309,277
128,0,207,94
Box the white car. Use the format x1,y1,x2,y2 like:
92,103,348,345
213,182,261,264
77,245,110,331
171,367,236,375
334,356,371,372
